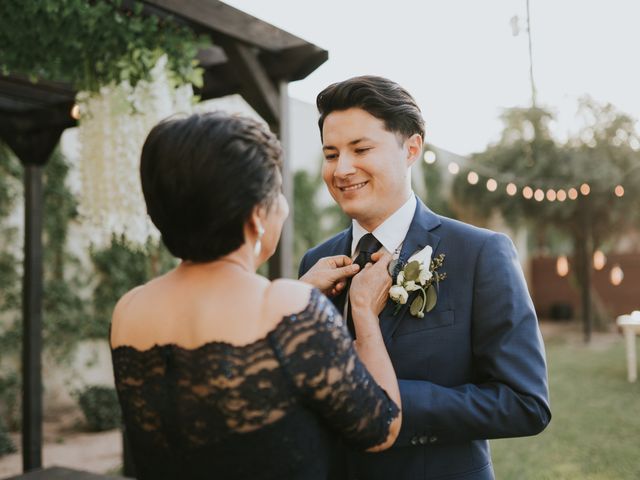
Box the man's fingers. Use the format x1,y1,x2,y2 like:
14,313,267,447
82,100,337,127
370,250,392,267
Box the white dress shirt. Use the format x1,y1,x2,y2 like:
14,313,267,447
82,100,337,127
351,193,417,256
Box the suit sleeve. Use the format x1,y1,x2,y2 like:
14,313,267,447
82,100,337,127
394,233,551,447
298,251,310,278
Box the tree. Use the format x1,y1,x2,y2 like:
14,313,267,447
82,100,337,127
452,99,640,342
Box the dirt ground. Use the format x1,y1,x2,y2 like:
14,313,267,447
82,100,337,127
0,319,625,478
0,410,121,478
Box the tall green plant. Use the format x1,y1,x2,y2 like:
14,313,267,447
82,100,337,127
0,0,209,91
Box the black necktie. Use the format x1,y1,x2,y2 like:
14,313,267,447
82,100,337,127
346,233,383,337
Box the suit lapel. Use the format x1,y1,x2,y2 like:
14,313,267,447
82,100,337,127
380,198,442,340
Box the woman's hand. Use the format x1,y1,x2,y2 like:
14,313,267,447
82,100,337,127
300,255,360,297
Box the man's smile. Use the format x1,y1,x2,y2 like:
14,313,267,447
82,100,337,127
338,181,369,192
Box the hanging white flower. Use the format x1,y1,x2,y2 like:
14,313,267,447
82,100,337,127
77,54,194,247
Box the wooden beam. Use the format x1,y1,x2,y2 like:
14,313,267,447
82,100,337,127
219,38,280,127
142,0,307,51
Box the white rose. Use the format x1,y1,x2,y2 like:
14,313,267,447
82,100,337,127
404,280,421,292
418,266,433,284
389,285,409,304
408,245,433,268
396,270,405,286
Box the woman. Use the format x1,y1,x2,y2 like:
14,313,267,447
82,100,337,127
110,112,401,479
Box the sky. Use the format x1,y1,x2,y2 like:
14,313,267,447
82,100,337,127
223,0,640,156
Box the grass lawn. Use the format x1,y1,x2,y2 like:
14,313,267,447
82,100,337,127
491,329,640,480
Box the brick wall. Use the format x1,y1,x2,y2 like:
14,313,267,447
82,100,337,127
530,253,640,319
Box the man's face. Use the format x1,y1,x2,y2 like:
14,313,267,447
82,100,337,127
321,108,420,231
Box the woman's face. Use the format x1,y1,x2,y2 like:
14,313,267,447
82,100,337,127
258,191,289,265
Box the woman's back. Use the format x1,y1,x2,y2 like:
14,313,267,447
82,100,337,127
111,274,399,480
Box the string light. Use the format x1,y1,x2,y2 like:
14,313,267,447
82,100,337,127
423,150,436,164
580,183,591,196
534,189,544,202
426,149,632,203
546,189,557,202
556,256,569,277
557,189,567,202
610,265,624,286
593,250,606,270
71,104,81,120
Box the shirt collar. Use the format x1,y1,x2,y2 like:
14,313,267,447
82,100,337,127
351,193,417,255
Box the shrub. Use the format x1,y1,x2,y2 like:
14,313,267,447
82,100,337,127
0,417,16,457
77,385,121,432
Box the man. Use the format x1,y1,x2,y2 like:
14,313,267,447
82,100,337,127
299,76,550,480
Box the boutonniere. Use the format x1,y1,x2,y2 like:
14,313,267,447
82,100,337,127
388,245,447,318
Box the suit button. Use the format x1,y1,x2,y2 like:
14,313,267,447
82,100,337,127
418,435,428,445
429,436,438,443
410,436,419,445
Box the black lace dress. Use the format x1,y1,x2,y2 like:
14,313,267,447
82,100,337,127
111,288,399,480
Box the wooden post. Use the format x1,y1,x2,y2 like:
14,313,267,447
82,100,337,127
22,163,44,471
1,124,65,472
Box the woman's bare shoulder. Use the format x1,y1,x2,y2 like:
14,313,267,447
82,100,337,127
265,279,314,318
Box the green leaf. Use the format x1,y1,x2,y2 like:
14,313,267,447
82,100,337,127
404,261,421,282
425,285,438,312
410,295,424,316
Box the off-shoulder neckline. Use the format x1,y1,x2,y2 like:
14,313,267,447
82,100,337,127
111,288,323,354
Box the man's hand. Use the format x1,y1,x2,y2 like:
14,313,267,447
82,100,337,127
300,255,360,297
350,250,393,319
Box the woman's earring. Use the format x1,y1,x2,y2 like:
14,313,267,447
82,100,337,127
254,224,265,256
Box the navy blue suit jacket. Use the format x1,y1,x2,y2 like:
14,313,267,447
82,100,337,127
299,197,551,480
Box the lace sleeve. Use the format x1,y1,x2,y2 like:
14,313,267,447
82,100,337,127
271,289,399,450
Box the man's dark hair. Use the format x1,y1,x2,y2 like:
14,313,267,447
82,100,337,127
140,111,282,262
316,75,425,140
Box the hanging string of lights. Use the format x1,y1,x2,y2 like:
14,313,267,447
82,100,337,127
423,149,631,203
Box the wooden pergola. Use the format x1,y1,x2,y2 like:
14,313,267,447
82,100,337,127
0,1,327,475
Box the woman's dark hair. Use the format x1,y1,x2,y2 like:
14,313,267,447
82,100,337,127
316,75,425,141
140,112,282,262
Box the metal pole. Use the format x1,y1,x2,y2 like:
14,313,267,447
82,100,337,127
526,0,537,107
22,163,43,472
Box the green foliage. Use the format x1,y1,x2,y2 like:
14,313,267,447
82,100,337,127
0,372,20,431
0,416,16,457
90,235,176,338
452,99,640,338
76,385,121,432
293,169,349,269
0,0,209,91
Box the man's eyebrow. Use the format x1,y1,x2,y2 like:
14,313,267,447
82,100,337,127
348,137,373,146
322,137,374,150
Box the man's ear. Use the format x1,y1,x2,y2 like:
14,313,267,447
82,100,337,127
406,133,423,167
